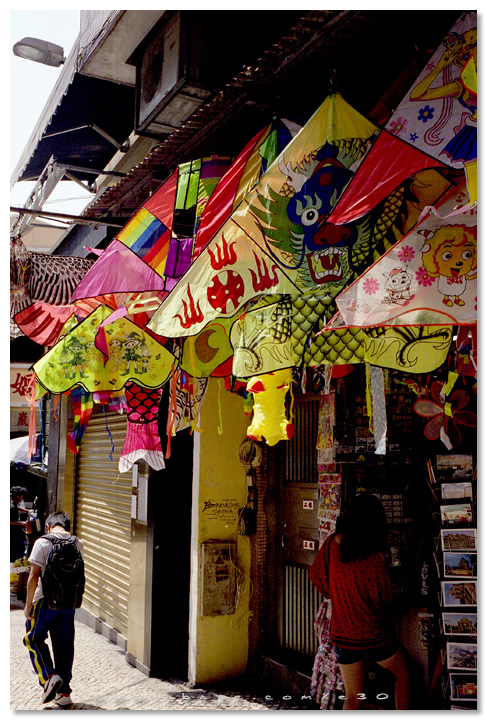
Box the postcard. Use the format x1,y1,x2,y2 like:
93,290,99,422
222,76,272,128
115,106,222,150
442,613,477,636
443,552,476,579
441,482,472,501
441,529,477,551
442,581,477,607
436,454,473,482
450,673,477,702
440,503,473,527
446,642,477,671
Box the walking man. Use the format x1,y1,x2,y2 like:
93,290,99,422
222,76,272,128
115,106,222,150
23,511,84,706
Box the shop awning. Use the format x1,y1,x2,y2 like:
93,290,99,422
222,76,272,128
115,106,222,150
11,38,135,188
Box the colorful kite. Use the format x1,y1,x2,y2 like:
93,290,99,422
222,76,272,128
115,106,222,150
331,188,476,329
14,302,79,347
67,389,94,454
10,237,94,340
192,119,301,259
33,305,175,394
390,12,477,169
72,168,179,301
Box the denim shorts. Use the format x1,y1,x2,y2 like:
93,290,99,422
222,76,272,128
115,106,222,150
333,638,399,665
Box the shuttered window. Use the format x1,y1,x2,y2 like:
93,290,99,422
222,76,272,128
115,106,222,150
74,412,131,638
280,395,321,656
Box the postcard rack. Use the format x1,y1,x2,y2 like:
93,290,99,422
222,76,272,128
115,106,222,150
429,454,477,709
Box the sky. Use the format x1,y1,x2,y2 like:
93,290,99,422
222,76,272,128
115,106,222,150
10,9,92,218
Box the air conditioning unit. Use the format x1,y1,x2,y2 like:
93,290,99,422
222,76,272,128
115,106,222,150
135,12,213,138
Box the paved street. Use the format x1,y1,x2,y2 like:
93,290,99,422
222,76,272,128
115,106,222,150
10,598,317,711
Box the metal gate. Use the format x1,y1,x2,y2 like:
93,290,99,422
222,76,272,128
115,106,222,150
279,396,322,657
74,412,131,638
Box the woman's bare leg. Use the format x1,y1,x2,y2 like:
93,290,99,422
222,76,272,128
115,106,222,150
338,661,365,710
377,649,410,710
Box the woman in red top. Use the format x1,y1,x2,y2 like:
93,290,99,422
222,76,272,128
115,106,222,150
310,493,410,710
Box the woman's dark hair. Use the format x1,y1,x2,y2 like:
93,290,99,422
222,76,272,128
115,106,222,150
46,511,71,531
339,493,387,563
10,486,28,499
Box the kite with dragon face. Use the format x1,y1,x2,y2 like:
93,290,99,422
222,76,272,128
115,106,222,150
253,140,373,296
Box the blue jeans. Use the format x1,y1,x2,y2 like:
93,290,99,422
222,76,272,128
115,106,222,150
24,597,75,693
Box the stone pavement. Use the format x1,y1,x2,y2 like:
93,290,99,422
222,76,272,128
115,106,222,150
10,598,318,712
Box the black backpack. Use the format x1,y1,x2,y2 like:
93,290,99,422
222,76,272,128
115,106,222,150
42,534,85,610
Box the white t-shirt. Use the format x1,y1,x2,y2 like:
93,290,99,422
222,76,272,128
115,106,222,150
29,531,84,604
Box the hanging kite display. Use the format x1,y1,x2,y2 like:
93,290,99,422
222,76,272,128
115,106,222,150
147,94,379,339
33,130,296,456
147,86,465,386
20,11,478,456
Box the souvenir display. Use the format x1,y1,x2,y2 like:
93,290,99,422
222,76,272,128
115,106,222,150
434,452,477,709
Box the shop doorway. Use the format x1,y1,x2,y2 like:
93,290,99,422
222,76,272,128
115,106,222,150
149,426,194,679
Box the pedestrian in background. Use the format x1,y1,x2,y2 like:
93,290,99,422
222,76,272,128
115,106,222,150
309,493,410,710
23,511,84,706
10,486,30,562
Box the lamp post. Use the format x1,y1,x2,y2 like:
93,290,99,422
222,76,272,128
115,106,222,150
13,37,65,67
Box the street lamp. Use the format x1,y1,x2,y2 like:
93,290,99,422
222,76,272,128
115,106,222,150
13,37,65,67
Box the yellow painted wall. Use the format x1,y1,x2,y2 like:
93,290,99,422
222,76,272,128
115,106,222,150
190,377,252,685
127,521,150,672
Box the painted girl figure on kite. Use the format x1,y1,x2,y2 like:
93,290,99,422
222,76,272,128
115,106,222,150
420,224,477,308
410,27,477,166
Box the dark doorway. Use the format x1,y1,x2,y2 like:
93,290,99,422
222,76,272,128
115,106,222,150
149,420,194,679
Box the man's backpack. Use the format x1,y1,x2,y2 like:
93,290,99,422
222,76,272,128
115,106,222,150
42,534,85,610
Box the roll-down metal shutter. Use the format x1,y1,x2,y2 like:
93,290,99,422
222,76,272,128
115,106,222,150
74,412,131,638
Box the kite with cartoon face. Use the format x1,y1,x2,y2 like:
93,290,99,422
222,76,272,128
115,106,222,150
420,224,477,307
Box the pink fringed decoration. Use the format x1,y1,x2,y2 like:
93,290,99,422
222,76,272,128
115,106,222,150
119,383,164,473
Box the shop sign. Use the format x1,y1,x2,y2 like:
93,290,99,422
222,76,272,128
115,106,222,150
10,365,34,406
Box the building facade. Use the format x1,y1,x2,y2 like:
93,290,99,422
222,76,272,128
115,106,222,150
11,10,477,709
